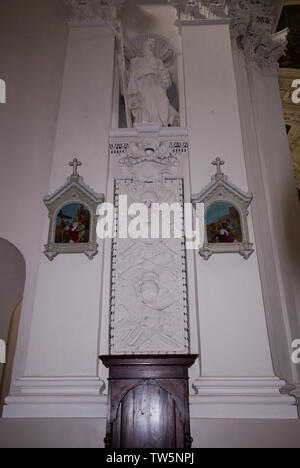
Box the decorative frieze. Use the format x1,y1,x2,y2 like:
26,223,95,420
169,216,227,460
66,0,125,25
169,0,287,73
231,16,288,73
109,126,188,182
169,0,230,21
169,0,282,28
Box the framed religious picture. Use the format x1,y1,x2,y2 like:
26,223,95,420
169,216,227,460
43,158,104,261
192,158,254,261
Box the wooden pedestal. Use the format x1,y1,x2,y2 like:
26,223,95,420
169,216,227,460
100,355,198,449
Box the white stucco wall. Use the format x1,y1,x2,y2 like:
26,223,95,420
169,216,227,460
0,0,299,447
0,0,68,385
181,24,275,377
232,48,300,385
24,25,115,378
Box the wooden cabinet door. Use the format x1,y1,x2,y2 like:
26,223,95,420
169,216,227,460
115,384,181,449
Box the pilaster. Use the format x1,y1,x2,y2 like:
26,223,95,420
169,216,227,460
170,0,298,419
3,0,120,419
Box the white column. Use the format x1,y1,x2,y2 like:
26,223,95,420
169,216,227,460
4,23,115,418
180,22,297,418
232,48,300,410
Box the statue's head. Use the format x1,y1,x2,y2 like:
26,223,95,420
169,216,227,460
143,38,156,55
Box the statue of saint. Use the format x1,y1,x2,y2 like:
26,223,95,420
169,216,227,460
127,38,179,127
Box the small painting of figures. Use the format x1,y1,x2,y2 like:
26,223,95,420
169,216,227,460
206,202,242,244
55,204,90,244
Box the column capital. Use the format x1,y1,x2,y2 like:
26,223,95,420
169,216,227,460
169,1,287,74
168,0,230,24
66,0,125,27
230,15,288,75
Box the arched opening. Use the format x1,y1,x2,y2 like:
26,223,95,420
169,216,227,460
0,238,26,416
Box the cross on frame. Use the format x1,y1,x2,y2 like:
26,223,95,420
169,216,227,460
69,158,82,177
212,157,225,176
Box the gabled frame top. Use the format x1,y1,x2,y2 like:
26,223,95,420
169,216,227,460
43,159,104,261
191,158,254,261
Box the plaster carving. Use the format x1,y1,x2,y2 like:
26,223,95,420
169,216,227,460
116,140,180,184
119,140,179,168
170,0,282,25
110,129,188,182
169,0,287,73
169,0,230,20
191,158,254,260
110,179,189,355
66,0,125,24
231,16,288,73
229,1,288,73
43,159,104,261
127,38,179,127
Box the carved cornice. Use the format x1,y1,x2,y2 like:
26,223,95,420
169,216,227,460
109,126,188,182
169,1,283,29
169,0,287,73
66,0,125,25
169,0,230,21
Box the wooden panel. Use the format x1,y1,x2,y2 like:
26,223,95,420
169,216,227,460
100,355,197,449
117,384,177,449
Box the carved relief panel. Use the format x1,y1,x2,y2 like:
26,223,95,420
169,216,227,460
110,178,189,355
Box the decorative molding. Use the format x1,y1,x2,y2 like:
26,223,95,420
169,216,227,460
43,158,104,261
12,377,105,395
3,377,107,418
232,21,288,74
66,0,125,26
109,125,188,182
190,377,298,419
169,0,230,21
191,158,254,260
229,0,287,74
118,141,180,169
170,0,283,28
169,0,287,73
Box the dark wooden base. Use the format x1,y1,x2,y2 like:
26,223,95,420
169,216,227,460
100,354,198,449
